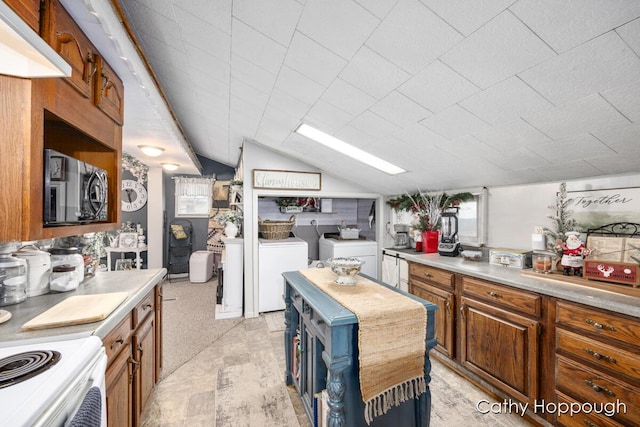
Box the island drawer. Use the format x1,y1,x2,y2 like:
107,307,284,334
555,391,624,427
133,290,155,327
556,329,640,383
104,313,132,365
409,263,454,289
556,301,640,348
462,277,541,317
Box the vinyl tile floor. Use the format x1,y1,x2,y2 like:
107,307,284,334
143,280,541,427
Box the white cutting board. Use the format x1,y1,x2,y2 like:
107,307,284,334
22,292,129,331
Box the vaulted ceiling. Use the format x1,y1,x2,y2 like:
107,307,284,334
75,1,640,195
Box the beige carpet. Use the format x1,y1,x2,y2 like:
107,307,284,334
161,276,243,380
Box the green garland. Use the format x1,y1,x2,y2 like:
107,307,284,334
122,152,149,183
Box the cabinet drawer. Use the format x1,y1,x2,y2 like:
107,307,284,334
556,301,640,348
133,291,155,328
556,329,640,383
555,391,624,427
4,0,41,32
556,356,639,427
104,314,132,366
409,263,454,289
462,277,541,317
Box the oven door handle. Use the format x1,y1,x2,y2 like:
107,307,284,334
85,170,107,219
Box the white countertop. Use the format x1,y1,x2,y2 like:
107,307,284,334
0,268,166,343
383,248,640,319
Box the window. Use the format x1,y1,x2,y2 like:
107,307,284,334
458,188,488,246
174,176,216,218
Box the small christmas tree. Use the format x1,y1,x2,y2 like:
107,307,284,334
543,182,579,256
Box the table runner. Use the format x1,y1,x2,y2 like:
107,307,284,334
299,268,427,424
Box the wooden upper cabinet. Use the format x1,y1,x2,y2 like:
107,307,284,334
42,0,96,99
96,56,124,125
4,0,41,33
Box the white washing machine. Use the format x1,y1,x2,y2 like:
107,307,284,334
258,237,308,312
319,235,378,279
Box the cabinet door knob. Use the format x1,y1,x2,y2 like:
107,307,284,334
423,272,433,278
110,335,124,349
487,291,503,298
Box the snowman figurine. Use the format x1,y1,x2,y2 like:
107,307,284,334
559,231,591,276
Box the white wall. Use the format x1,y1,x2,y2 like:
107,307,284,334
146,167,164,268
487,174,640,249
242,140,383,318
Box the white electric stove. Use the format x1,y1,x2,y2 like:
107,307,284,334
0,333,107,427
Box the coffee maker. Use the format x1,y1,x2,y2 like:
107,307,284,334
438,208,461,256
393,224,410,249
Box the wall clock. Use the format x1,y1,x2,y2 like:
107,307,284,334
121,179,148,212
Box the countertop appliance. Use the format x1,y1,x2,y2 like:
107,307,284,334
258,237,308,312
0,334,107,426
319,235,378,279
392,224,411,249
44,149,108,225
438,209,461,257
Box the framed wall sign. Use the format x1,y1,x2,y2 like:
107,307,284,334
567,187,640,230
253,169,321,190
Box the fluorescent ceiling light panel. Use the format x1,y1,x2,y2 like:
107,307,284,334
295,124,406,175
0,2,71,77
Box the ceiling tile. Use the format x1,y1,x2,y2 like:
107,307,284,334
483,147,549,171
519,32,640,105
535,159,604,180
349,111,402,139
232,0,302,46
419,105,491,139
184,44,230,81
617,17,640,56
587,154,640,175
267,89,312,120
230,53,277,94
339,46,410,99
365,0,462,74
321,79,377,116
230,78,270,116
601,80,640,123
421,0,515,36
436,135,502,160
370,91,432,128
392,123,447,149
174,7,230,62
304,100,355,132
274,66,326,105
592,123,640,154
398,60,479,113
473,118,551,151
297,0,379,60
524,94,632,140
510,0,640,53
528,134,617,164
354,0,398,19
124,1,184,51
174,0,232,34
460,77,553,126
283,32,347,86
441,11,555,89
231,19,287,75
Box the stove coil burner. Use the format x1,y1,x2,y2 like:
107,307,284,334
0,350,61,389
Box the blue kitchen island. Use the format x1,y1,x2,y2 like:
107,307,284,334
283,270,437,427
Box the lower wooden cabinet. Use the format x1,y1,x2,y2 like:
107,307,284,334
104,285,162,427
554,300,640,427
460,296,539,403
410,280,454,358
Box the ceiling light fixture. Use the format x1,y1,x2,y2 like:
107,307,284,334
138,145,165,157
161,163,179,171
0,2,71,78
294,124,406,175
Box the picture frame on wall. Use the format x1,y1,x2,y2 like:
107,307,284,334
119,232,138,249
213,180,230,208
567,187,640,230
253,169,321,190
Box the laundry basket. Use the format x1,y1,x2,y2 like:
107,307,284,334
258,215,296,240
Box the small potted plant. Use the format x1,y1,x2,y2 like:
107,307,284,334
215,210,243,238
275,198,303,213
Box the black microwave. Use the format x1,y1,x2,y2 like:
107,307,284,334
44,149,108,225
